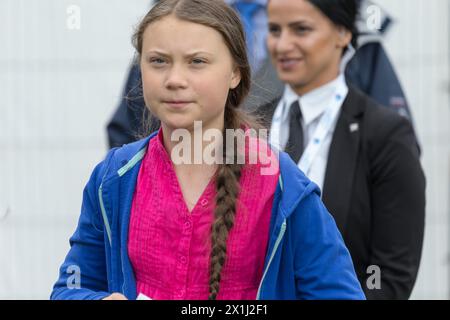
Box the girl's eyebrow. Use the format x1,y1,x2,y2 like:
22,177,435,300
144,50,214,58
145,50,170,56
184,51,214,58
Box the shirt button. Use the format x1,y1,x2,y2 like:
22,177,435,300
200,199,209,207
184,221,191,229
180,256,187,264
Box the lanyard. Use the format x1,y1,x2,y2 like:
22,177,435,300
298,80,348,175
270,101,289,151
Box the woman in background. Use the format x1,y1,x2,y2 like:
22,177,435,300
259,0,426,299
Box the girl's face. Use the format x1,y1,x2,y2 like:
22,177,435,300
140,15,241,132
267,0,351,95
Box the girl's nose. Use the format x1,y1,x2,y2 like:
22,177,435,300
164,65,188,90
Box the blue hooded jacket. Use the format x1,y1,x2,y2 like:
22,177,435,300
51,132,365,300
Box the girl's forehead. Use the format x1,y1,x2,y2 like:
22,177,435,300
142,16,226,52
144,15,215,37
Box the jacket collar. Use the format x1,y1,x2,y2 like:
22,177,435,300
108,133,156,178
277,151,320,218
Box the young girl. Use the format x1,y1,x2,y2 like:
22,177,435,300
51,0,364,300
262,0,425,299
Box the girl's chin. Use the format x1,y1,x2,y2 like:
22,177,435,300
160,116,197,131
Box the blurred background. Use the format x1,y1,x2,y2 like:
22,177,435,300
0,0,449,299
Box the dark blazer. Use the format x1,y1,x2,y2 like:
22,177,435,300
257,87,426,300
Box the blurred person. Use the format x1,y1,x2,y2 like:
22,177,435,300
347,0,413,121
260,0,425,299
51,0,364,300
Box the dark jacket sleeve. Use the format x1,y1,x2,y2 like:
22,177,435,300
50,152,116,300
106,63,147,149
365,111,426,299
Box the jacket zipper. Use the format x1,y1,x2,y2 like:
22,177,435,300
98,183,112,247
99,182,126,294
98,146,148,296
256,174,286,300
256,219,287,300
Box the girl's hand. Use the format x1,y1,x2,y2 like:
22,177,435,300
102,293,128,300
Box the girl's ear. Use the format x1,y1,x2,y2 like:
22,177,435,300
230,66,241,89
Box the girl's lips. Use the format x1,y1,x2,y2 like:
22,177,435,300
163,101,192,109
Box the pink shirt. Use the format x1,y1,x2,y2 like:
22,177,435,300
128,129,279,300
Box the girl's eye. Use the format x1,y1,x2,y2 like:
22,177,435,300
191,58,206,65
149,57,166,65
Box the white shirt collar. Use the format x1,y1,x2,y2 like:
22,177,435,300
281,74,346,126
281,84,299,117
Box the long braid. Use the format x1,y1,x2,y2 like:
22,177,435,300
208,108,244,300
